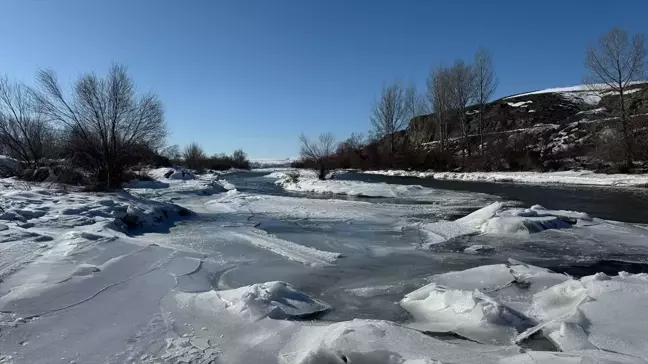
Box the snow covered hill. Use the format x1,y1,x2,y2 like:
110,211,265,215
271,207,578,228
409,81,648,169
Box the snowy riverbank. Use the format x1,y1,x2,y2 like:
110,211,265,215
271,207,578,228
360,169,648,187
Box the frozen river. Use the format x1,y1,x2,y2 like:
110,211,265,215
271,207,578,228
142,171,648,324
2,169,648,363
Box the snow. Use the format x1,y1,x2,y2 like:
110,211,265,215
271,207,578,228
3,167,648,363
577,107,606,115
503,82,646,106
125,167,233,198
504,82,646,99
250,158,296,168
271,170,491,203
362,169,648,187
507,100,532,107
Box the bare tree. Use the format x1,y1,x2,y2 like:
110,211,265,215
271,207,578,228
371,83,406,159
231,149,250,169
427,66,452,151
404,86,431,149
183,142,207,170
0,77,55,170
34,64,167,189
300,133,336,180
474,48,498,157
448,60,477,160
585,28,645,168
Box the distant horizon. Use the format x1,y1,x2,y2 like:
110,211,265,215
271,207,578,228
2,0,648,159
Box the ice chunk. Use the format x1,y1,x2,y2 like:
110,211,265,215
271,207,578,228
401,262,569,344
463,244,494,254
418,220,476,247
215,281,330,320
279,319,506,364
419,202,503,246
71,264,101,276
525,272,648,358
227,228,340,267
168,170,196,180
501,350,648,364
481,215,571,234
400,283,530,344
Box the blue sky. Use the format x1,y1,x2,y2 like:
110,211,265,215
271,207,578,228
1,1,647,159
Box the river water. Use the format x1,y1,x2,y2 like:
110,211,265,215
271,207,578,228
338,172,648,223
142,170,648,324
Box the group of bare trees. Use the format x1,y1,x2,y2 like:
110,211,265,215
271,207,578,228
585,28,645,170
0,77,56,169
368,48,498,167
0,64,169,189
427,49,498,161
181,142,250,171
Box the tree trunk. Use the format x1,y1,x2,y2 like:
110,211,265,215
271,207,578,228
619,89,633,169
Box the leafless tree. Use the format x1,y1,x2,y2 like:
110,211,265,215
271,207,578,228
404,86,431,149
0,77,55,170
585,28,645,168
34,64,167,189
474,48,498,157
427,66,452,151
300,132,336,179
371,83,406,158
231,149,250,169
183,142,207,170
448,60,477,159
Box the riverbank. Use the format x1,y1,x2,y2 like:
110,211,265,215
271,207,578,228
358,169,648,187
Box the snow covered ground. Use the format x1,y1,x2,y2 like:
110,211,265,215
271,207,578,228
271,170,494,204
504,81,647,105
1,170,648,363
361,169,648,187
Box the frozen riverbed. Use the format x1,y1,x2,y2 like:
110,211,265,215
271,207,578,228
1,170,648,363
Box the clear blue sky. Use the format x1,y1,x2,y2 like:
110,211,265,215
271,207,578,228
1,1,647,158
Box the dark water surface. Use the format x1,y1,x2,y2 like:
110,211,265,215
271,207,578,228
337,171,648,223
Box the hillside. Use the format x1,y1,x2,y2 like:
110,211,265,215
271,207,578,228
409,82,648,171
